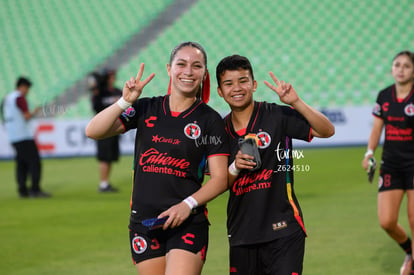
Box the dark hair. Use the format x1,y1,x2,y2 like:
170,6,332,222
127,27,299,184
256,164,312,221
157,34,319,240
393,50,414,64
169,41,207,67
16,77,32,88
216,55,254,86
101,68,116,88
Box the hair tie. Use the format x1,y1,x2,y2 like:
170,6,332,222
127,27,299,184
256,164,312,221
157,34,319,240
202,70,210,103
167,77,172,95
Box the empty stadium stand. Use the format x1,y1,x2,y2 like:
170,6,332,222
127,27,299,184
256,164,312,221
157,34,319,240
1,0,412,118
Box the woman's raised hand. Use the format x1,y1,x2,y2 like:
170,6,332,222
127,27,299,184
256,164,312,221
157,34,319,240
122,63,155,103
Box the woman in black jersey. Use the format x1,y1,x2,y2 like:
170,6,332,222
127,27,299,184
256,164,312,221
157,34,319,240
85,42,229,275
362,51,414,275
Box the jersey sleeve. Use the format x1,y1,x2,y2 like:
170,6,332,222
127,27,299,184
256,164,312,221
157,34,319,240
281,106,312,142
16,96,29,113
119,101,140,132
372,91,384,119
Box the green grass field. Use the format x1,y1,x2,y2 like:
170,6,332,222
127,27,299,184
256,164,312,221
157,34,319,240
0,146,410,274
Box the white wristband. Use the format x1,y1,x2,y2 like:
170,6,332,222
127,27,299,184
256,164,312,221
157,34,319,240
228,161,240,176
116,97,132,110
183,196,198,210
364,149,374,158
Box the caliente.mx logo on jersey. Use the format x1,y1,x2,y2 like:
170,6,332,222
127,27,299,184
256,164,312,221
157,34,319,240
184,122,201,139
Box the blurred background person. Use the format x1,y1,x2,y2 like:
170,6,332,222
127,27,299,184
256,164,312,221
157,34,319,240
90,68,122,192
2,76,51,198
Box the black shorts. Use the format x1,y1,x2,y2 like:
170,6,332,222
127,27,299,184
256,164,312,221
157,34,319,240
96,136,119,162
378,168,414,192
229,229,305,275
129,217,209,265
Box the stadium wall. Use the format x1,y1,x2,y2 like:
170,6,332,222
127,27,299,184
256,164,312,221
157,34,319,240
0,106,376,159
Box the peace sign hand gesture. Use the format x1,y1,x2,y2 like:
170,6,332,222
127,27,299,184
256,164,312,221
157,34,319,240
122,63,155,103
264,72,300,106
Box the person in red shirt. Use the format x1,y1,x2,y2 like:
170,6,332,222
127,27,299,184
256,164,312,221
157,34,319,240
2,77,51,198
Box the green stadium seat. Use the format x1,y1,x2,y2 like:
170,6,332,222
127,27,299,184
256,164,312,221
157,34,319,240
0,0,173,112
2,0,412,118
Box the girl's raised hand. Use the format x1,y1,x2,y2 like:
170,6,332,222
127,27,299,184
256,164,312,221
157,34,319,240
123,63,155,103
264,71,299,106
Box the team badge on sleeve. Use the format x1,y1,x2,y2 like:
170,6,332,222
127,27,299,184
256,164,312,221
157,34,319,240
372,103,381,116
121,107,136,122
184,123,201,139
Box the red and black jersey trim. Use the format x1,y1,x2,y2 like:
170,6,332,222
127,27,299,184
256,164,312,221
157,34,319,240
224,102,262,138
162,95,204,118
391,84,414,103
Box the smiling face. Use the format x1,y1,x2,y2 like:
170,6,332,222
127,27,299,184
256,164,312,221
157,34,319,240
391,53,414,85
217,69,257,111
167,46,206,97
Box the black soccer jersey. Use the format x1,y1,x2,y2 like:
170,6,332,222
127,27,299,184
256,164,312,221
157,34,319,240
119,95,229,223
372,84,414,171
225,101,312,247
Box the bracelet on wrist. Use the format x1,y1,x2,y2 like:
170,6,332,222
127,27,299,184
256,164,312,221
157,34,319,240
228,161,240,176
183,196,198,210
364,149,374,158
116,97,132,110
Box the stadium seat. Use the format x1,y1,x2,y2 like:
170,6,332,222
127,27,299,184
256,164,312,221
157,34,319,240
0,0,173,112
2,0,412,118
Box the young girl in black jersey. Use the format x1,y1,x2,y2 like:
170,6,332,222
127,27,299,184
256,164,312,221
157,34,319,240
85,42,229,275
362,51,414,275
216,55,334,275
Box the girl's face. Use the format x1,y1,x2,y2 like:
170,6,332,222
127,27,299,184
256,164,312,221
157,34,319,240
167,46,206,96
391,54,414,85
217,69,257,110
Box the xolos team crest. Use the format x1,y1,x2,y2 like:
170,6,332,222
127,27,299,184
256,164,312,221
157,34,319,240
404,103,414,116
132,236,147,254
256,131,271,149
184,123,201,139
